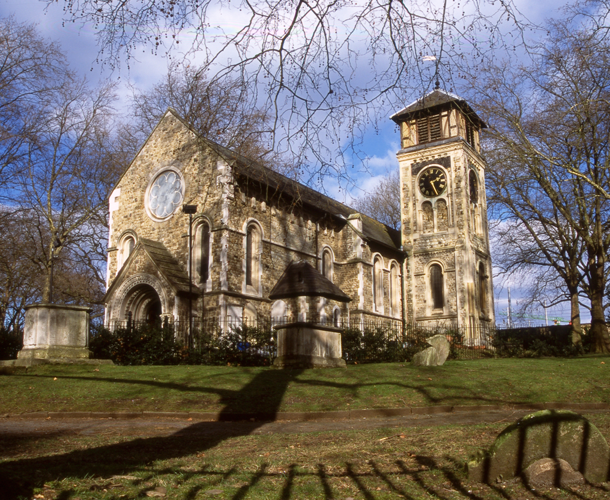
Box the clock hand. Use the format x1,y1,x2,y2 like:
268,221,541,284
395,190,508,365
430,180,438,195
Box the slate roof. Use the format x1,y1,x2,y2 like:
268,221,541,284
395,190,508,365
104,238,195,301
138,239,194,293
269,261,351,302
390,89,486,128
167,110,402,253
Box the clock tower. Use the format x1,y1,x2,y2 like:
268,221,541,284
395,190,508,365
391,89,494,340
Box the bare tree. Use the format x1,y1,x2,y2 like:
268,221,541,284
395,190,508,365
0,20,126,319
490,217,587,341
0,209,107,329
0,17,68,189
353,170,401,229
129,61,289,172
51,0,528,187
12,76,122,303
477,20,610,352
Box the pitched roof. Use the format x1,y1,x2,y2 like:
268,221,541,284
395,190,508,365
138,239,194,293
269,261,351,302
390,89,486,128
104,238,195,301
180,113,401,252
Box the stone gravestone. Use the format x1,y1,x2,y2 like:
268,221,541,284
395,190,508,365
412,334,450,366
0,304,113,367
468,410,610,485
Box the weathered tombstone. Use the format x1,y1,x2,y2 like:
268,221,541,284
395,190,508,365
468,410,610,485
412,346,438,366
0,304,112,367
412,334,450,366
427,334,450,364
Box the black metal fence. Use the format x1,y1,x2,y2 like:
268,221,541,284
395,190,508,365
103,316,498,363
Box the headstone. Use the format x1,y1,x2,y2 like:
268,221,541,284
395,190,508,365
468,410,610,484
427,334,450,365
412,334,450,366
0,304,113,367
412,346,438,366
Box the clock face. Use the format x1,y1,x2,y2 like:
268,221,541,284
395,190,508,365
469,170,479,204
418,167,447,197
148,170,184,219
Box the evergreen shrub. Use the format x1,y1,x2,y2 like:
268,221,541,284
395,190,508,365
0,328,23,360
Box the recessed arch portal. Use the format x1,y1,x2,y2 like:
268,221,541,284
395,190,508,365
108,273,170,327
122,284,163,325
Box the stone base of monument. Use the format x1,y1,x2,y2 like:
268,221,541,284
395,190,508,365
468,410,610,485
0,303,113,367
273,322,346,368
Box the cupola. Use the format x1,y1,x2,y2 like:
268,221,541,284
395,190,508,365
391,89,486,152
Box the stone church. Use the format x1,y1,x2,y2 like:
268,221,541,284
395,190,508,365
104,89,495,341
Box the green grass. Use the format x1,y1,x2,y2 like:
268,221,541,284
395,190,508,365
1,412,609,499
1,356,609,414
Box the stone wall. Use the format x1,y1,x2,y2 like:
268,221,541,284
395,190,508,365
106,111,403,328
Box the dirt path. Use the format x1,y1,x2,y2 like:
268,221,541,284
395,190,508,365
3,409,610,439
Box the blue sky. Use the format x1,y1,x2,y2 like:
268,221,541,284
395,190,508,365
1,0,583,324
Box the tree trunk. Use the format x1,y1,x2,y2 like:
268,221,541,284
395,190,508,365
588,260,610,353
569,289,583,345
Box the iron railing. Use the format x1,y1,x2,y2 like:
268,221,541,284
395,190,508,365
105,316,498,359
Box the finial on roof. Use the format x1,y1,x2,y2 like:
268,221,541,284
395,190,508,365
435,78,440,90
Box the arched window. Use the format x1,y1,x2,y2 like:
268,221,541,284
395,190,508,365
118,235,135,269
322,248,333,281
422,201,434,233
333,307,341,328
194,220,210,284
390,263,400,316
373,256,384,312
430,264,444,310
479,262,488,316
271,300,287,326
245,223,261,292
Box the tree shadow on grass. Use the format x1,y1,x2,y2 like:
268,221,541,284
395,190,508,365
15,367,538,412
2,368,602,499
1,436,609,499
0,368,303,498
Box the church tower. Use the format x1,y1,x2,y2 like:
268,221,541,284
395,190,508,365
391,89,494,339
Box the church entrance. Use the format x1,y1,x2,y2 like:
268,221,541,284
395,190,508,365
122,284,163,327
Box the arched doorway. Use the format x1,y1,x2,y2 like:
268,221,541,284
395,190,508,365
122,284,163,327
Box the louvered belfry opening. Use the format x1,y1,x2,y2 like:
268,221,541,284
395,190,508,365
417,114,442,144
466,120,475,148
